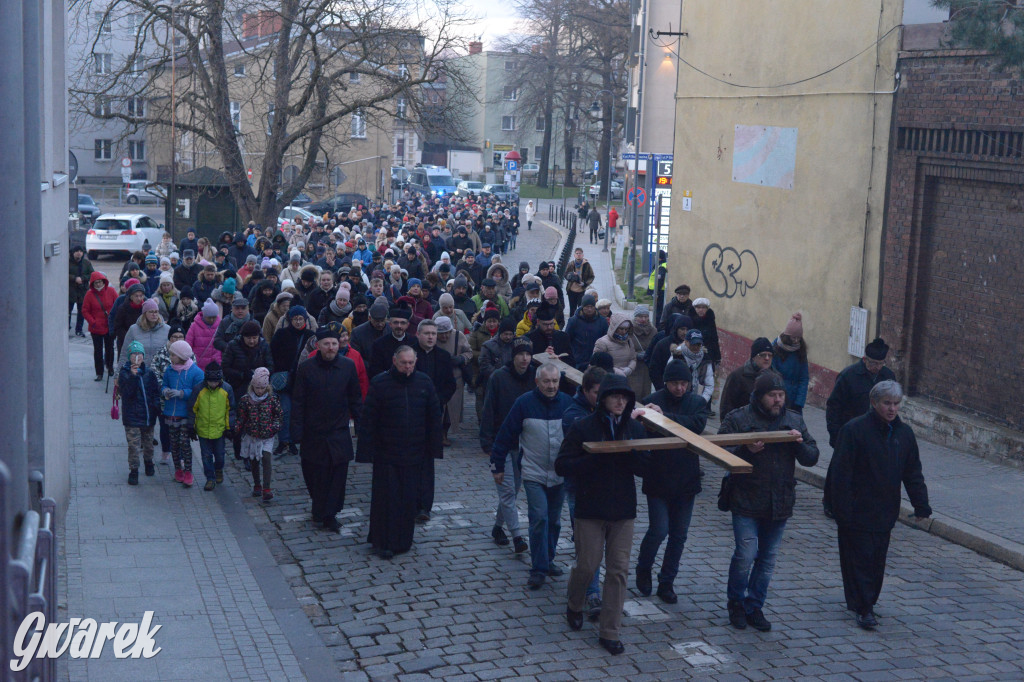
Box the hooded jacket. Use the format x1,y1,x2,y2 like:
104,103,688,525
640,365,709,499
479,361,536,452
117,359,161,427
592,312,639,377
486,262,513,300
185,314,222,370
82,272,118,335
161,361,206,418
490,387,574,486
564,308,609,370
691,307,722,364
649,314,691,390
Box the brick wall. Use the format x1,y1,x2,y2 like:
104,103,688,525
880,50,1024,428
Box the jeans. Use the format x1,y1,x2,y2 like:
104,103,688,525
278,392,292,444
523,481,564,576
636,494,696,588
199,436,225,481
565,488,602,597
727,514,787,612
493,452,523,538
567,290,583,317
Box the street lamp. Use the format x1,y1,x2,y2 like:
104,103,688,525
591,91,615,252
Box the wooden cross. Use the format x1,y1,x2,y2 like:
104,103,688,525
533,354,799,474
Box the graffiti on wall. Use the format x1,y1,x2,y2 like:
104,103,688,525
702,244,760,298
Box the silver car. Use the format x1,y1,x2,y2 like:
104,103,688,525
456,180,485,197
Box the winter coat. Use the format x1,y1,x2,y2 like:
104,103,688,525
563,259,594,294
479,363,536,452
270,325,316,392
486,263,513,301
491,388,574,486
82,272,117,335
214,313,254,352
562,389,594,437
192,276,219,305
153,291,180,322
527,328,575,368
161,362,206,418
828,411,931,532
691,308,721,364
112,299,144,351
478,336,513,389
185,315,222,370
720,360,776,420
368,332,414,379
290,353,363,466
640,388,708,499
717,401,819,521
117,360,161,427
772,343,809,409
825,361,897,447
357,367,443,465
556,374,650,521
262,302,289,343
341,346,369,398
122,319,170,366
189,385,233,439
173,263,202,291
659,297,696,331
350,319,386,362
592,312,640,377
433,308,472,335
414,345,456,405
236,393,283,440
142,267,162,297
649,314,690,390
221,337,274,397
564,310,609,369
69,255,95,304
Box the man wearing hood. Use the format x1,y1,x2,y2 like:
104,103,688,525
556,375,653,656
718,372,819,633
720,338,775,419
647,314,693,390
636,363,708,604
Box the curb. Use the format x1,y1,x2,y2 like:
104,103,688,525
794,468,1024,572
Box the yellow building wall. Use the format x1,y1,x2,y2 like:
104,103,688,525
669,0,902,398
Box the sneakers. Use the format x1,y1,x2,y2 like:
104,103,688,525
215,469,224,484
174,468,184,483
566,607,583,631
128,469,139,485
635,568,653,596
586,594,602,622
182,471,194,487
252,485,262,498
491,526,510,546
745,608,772,632
728,600,747,629
527,573,545,590
204,479,216,491
262,489,274,502
657,585,678,604
599,638,625,655
161,452,171,466
856,610,878,630
513,536,529,554
144,461,155,477
274,441,288,455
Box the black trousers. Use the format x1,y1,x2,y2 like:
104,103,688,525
69,300,84,333
589,226,598,243
368,461,421,554
567,290,584,317
301,459,350,523
418,456,435,515
91,332,114,376
838,526,891,614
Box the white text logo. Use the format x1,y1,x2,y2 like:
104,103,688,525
10,611,162,671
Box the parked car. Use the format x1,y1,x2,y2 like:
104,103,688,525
85,214,165,259
278,205,319,227
521,163,540,177
482,184,517,202
391,166,410,189
77,194,101,224
305,193,370,215
456,180,485,197
408,166,458,197
124,180,165,205
588,180,623,200
276,191,312,207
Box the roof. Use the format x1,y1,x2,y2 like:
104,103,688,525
174,166,231,188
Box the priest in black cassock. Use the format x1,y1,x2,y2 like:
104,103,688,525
357,345,444,559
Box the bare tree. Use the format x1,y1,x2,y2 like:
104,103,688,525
69,0,472,227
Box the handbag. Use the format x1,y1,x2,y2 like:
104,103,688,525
110,389,120,420
717,474,733,512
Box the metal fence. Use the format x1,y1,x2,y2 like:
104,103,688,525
1,462,58,682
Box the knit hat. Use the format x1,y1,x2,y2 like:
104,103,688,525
204,361,223,382
179,286,194,300
663,361,692,384
499,317,517,334
753,371,786,400
408,278,422,288
251,367,270,390
275,292,293,304
167,321,185,339
750,337,773,359
864,337,890,361
246,254,258,264
482,308,500,322
160,256,171,266
512,337,534,357
435,316,454,333
240,320,262,337
544,286,558,299
222,278,237,295
287,305,307,320
231,293,249,308
369,299,388,320
145,254,159,265
783,312,803,339
581,294,597,308
169,339,193,360
693,297,710,307
526,281,541,292
159,272,174,285
589,351,614,371
453,275,468,289
351,294,368,308
633,304,650,319
438,292,455,308
126,340,145,357
202,299,220,318
141,298,159,313
289,251,302,262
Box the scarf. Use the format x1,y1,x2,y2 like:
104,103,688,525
247,389,269,403
329,299,352,317
171,357,194,372
613,332,629,342
680,344,704,368
775,335,800,353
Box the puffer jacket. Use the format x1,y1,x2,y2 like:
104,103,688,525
122,319,170,365
490,388,574,486
117,360,161,427
486,263,513,300
564,309,609,369
717,400,819,520
236,392,283,439
162,362,206,418
188,385,234,439
184,315,222,370
772,342,809,409
592,312,639,377
221,336,274,397
82,272,117,335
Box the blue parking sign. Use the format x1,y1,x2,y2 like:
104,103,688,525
506,160,518,171
593,161,599,174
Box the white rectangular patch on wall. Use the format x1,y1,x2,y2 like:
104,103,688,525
732,125,798,189
849,306,868,357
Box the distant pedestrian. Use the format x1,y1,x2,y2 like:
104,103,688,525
187,361,236,491
236,368,282,502
772,312,809,413
118,340,161,485
69,245,94,337
564,248,595,316
82,271,117,381
587,207,602,244
525,200,536,231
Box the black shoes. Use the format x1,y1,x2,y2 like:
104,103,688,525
746,608,772,632
491,526,510,546
585,595,602,621
513,536,528,554
94,375,103,382
635,569,652,596
856,610,878,630
728,600,747,629
323,516,341,533
144,461,155,476
657,585,678,604
566,607,583,631
547,564,564,577
599,638,625,655
415,511,431,523
127,469,139,485
380,549,394,560
527,573,545,590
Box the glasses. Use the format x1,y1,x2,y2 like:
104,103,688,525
756,352,773,360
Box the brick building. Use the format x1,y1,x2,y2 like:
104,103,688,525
879,26,1024,434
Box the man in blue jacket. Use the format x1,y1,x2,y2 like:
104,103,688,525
564,295,608,370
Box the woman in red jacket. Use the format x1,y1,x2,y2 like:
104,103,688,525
81,271,119,380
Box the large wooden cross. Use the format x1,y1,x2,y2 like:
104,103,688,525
534,354,798,474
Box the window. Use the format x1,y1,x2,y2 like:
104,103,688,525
504,60,516,71
233,63,246,76
535,117,545,131
94,12,111,34
534,145,543,161
282,165,299,184
127,97,145,117
93,53,112,74
230,101,241,133
94,139,112,160
396,97,407,119
501,116,515,131
398,64,409,79
94,96,111,117
349,71,361,83
503,86,518,101
126,12,140,30
131,56,146,73
128,140,145,160
395,136,405,160
351,108,366,138
267,104,274,135
573,146,581,161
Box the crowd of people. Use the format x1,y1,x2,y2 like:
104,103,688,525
69,189,931,656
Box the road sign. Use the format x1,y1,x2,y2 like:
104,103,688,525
69,151,79,183
656,159,673,177
627,186,647,206
247,168,253,180
593,160,599,174
121,156,132,168
506,160,518,172
120,167,131,183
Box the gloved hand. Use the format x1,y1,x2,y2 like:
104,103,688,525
188,428,198,441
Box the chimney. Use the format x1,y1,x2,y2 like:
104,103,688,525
468,41,483,55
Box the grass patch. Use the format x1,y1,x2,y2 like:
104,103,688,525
516,183,584,201
610,245,654,306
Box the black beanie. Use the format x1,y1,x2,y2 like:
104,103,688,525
663,361,692,384
589,351,614,372
752,371,785,400
750,337,773,359
499,317,517,334
204,361,223,382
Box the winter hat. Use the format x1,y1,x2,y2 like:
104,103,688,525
204,361,223,382
499,317,517,334
315,326,340,341
512,337,534,357
693,297,710,307
179,286,194,300
483,308,501,322
535,305,556,322
596,298,612,309
544,286,558,299
783,312,803,339
287,305,307,320
453,275,469,289
183,249,195,259
245,254,258,264
159,272,174,285
202,299,220,318
589,351,614,371
169,339,193,361
438,293,455,308
351,294,368,308
231,293,249,308
663,361,692,384
289,251,302,263
251,367,270,390
126,340,146,357
407,278,422,288
369,299,388,320
633,304,650,319
673,284,691,295
124,278,141,290
240,320,262,337
160,256,171,266
275,292,293,304
581,294,597,308
141,299,159,313
335,289,350,302
526,281,541,292
864,337,890,361
145,254,159,265
752,371,786,400
481,278,497,288
435,316,454,334
167,321,186,339
222,278,237,295
300,269,317,282
750,337,773,359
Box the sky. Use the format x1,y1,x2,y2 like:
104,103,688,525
459,0,524,48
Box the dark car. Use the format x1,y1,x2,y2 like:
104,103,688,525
277,191,312,207
305,193,370,215
78,194,101,224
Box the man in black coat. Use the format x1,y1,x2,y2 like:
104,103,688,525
357,346,443,559
290,326,363,533
412,319,456,522
718,372,819,633
648,314,693,390
822,337,898,517
222,320,274,457
659,284,697,331
528,306,575,393
828,380,930,630
350,299,389,360
368,307,413,377
719,337,774,419
556,374,652,656
635,362,709,604
173,250,202,291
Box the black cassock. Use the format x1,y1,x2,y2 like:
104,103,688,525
357,368,443,554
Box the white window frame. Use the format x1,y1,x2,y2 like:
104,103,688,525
503,86,518,101
93,53,112,75
131,56,146,73
350,108,366,139
230,101,242,133
127,97,145,118
94,139,112,160
233,63,246,77
94,12,111,34
128,140,146,161
501,116,515,131
95,96,111,117
535,117,545,131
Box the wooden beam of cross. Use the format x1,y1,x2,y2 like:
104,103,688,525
533,353,797,474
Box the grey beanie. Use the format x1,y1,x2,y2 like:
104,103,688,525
633,304,651,318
